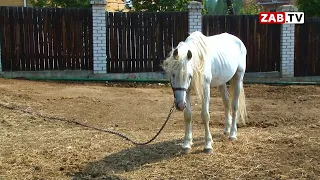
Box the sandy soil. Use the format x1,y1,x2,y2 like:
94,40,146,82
0,78,319,180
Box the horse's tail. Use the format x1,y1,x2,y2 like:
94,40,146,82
229,79,247,125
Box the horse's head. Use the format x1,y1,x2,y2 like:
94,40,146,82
162,43,193,111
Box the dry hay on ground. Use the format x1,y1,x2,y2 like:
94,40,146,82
0,78,319,180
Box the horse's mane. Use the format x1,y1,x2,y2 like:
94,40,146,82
162,31,209,100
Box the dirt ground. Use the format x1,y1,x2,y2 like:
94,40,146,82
0,78,319,180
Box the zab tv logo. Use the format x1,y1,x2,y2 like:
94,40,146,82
259,12,305,24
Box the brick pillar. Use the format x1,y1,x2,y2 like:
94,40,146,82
187,1,203,34
277,5,298,78
0,34,2,72
0,49,2,72
91,0,107,74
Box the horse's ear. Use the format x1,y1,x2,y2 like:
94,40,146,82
187,50,192,60
173,48,178,59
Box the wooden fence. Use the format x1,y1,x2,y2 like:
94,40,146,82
294,18,320,77
106,11,189,73
0,6,93,71
202,15,281,73
2,7,319,78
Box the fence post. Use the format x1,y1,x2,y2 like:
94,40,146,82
90,0,107,74
0,32,1,72
187,1,203,34
0,49,1,72
277,5,298,78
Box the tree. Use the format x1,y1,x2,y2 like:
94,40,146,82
204,0,243,15
232,0,244,15
226,0,234,14
296,0,320,17
239,0,262,15
214,0,227,14
204,0,217,14
132,0,191,12
30,0,91,8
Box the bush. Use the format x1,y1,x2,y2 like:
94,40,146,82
239,0,262,15
296,0,320,17
132,0,191,12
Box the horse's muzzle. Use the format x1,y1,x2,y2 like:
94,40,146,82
175,100,186,111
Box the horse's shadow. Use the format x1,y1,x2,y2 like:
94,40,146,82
71,137,208,180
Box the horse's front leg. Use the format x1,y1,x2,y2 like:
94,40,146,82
183,92,193,153
201,83,213,153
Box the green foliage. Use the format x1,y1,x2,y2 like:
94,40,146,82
207,0,243,15
132,0,191,12
204,0,217,14
239,0,262,15
296,0,320,17
29,0,48,7
30,0,90,8
214,0,227,15
232,0,244,14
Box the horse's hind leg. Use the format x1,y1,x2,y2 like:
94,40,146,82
229,71,244,140
183,92,193,153
218,84,232,135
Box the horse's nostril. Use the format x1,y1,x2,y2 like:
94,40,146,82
176,101,186,111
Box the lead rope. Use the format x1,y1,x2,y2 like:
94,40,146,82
0,101,176,146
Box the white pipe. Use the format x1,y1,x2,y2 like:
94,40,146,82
23,0,27,7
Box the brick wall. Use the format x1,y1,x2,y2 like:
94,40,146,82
0,0,25,6
106,0,127,12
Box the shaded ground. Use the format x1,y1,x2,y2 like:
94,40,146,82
0,78,319,180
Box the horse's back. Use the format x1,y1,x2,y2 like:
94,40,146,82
221,33,246,64
208,32,246,57
205,33,247,86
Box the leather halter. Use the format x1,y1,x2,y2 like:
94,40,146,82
171,87,188,98
170,79,190,98
172,87,188,92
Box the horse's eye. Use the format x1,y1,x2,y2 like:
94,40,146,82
172,74,175,78
189,75,192,79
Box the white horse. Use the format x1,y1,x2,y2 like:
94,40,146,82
162,31,247,154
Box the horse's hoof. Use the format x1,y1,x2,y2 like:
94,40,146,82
183,148,191,154
229,136,237,141
203,148,213,154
